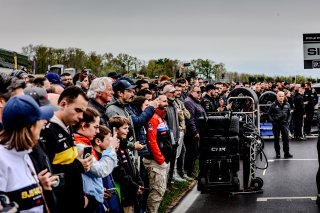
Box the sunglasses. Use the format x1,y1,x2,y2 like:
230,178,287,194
193,91,201,94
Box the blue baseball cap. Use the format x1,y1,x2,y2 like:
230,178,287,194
45,73,66,88
113,80,137,92
2,95,54,130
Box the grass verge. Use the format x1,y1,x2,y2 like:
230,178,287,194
159,159,199,213
158,180,193,213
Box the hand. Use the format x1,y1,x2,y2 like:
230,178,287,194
134,142,146,151
84,195,89,208
104,190,111,199
194,133,200,138
148,99,159,108
226,103,232,110
109,135,120,150
137,186,144,195
77,151,94,172
38,169,58,191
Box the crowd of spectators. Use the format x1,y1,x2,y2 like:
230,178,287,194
1,68,320,212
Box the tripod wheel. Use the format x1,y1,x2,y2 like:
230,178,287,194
250,177,263,190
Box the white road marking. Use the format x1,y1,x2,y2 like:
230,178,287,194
268,159,317,162
262,163,268,175
257,196,317,202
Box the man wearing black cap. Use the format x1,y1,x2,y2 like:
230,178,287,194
106,80,136,118
107,72,120,83
106,80,142,150
201,84,218,114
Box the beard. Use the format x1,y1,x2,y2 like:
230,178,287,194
158,105,167,110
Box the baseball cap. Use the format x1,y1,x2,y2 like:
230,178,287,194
45,73,66,88
163,85,176,93
118,76,136,86
205,84,215,92
149,83,158,91
24,87,60,111
2,95,54,130
10,70,28,80
113,80,137,92
107,72,120,79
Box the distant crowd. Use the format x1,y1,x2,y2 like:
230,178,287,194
0,68,319,212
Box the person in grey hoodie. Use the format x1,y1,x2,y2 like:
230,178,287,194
163,84,183,183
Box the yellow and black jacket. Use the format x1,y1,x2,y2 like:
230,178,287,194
40,121,85,213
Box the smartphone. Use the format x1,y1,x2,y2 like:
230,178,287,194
113,127,116,136
83,147,92,159
106,188,117,195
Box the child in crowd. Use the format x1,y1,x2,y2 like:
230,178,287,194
92,125,122,213
74,107,119,213
109,116,144,213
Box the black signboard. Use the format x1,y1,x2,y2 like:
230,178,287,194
303,33,320,69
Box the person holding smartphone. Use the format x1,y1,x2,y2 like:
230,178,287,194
74,107,119,213
92,125,122,213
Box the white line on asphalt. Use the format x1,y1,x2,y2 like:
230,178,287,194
257,196,317,202
268,159,317,162
262,163,267,175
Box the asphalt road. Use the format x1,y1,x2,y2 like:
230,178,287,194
173,135,320,213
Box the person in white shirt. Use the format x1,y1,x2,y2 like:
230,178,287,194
0,95,56,213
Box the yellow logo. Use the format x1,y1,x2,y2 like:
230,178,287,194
21,186,42,199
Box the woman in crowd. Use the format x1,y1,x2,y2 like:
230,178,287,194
0,95,56,212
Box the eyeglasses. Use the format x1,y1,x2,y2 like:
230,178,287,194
193,91,201,94
90,123,100,130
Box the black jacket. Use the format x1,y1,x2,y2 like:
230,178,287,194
112,146,143,207
40,122,85,213
201,94,217,113
88,98,109,127
268,100,291,126
184,95,206,135
29,145,58,213
294,93,305,114
304,89,318,113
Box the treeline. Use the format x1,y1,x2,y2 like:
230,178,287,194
21,44,318,84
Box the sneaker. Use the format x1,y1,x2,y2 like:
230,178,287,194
276,154,281,159
173,174,187,182
296,137,306,141
284,153,293,158
182,174,194,181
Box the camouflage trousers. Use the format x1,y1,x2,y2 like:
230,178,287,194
142,158,170,213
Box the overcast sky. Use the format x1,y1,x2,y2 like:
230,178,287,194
1,0,320,77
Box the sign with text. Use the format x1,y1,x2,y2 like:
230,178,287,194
303,33,320,69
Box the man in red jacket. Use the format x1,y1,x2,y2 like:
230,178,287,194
143,95,173,213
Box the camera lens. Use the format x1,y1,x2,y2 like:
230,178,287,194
52,176,60,188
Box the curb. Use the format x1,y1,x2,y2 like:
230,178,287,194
166,180,197,213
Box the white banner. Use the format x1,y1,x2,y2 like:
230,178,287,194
303,43,320,60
